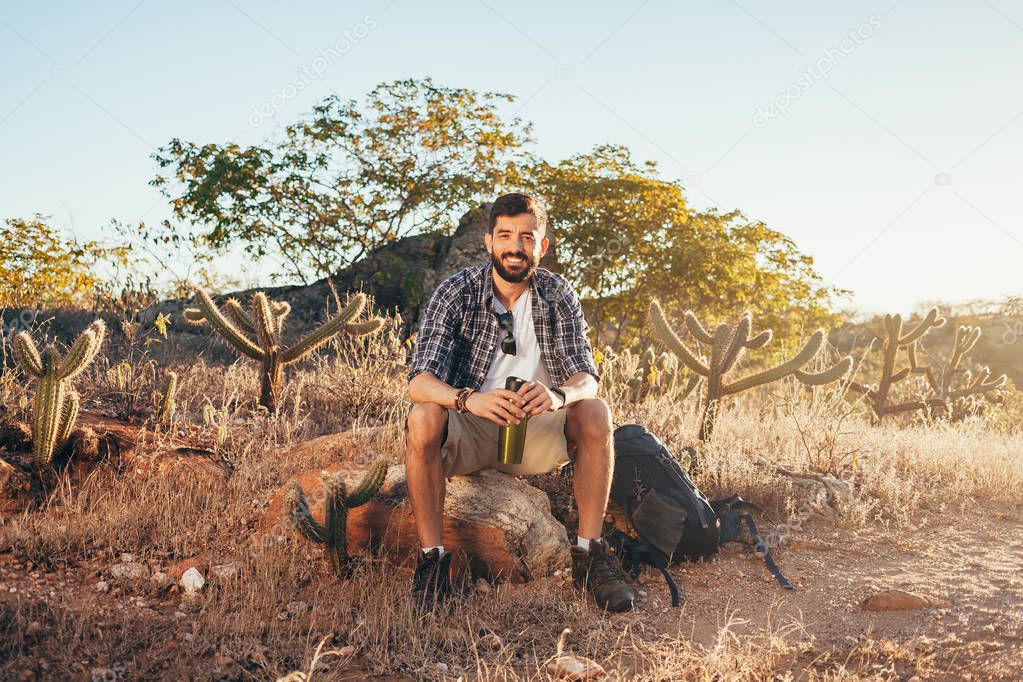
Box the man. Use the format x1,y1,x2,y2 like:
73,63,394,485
404,192,635,613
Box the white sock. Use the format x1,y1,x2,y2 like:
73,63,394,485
422,545,445,557
576,537,593,551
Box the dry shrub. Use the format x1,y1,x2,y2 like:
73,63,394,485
1,314,1022,679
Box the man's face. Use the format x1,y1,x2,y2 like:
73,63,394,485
485,213,548,283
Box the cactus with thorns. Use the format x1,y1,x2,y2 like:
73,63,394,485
156,371,178,425
650,301,852,441
11,320,106,471
184,287,384,411
622,346,699,403
284,459,389,574
848,312,1006,422
916,325,1007,411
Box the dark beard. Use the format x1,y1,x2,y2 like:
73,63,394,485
491,251,537,283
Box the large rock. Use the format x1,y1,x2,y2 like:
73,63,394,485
261,462,570,582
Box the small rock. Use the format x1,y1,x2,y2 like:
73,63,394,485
180,567,205,595
820,476,852,505
0,457,32,514
546,654,607,680
110,562,148,581
479,633,503,651
862,589,950,611
90,668,117,682
210,563,239,581
286,600,308,615
336,645,356,657
150,571,173,588
95,581,110,593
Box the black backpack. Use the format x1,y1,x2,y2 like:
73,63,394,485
604,424,793,606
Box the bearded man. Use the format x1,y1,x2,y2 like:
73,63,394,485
404,192,634,613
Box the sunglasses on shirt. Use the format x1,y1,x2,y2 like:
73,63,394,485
494,311,516,355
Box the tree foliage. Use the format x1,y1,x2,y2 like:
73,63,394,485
533,145,846,348
0,216,129,309
151,78,533,283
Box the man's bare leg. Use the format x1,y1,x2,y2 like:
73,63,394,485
404,403,448,548
564,398,614,539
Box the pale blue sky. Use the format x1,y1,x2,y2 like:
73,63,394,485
1,0,1021,313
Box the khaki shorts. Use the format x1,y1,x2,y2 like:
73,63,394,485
440,408,570,477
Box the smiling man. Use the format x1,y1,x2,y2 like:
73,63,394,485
405,192,634,613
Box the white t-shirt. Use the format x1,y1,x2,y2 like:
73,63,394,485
480,286,553,393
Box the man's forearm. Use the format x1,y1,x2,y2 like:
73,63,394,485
558,372,598,407
408,372,461,407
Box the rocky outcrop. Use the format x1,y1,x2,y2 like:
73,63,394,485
0,412,232,516
261,462,570,582
145,203,560,335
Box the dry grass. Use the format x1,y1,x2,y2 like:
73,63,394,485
1,323,1021,679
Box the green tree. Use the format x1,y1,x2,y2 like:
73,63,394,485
151,78,533,283
0,216,129,309
533,145,844,349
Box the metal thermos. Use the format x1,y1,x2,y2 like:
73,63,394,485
497,376,529,465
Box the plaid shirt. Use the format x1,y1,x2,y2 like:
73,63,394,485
408,264,600,390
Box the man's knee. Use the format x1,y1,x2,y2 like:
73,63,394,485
567,397,613,442
405,403,448,455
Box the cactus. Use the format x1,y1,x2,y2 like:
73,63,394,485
847,312,1006,422
622,346,700,403
650,301,852,441
157,371,178,425
284,459,389,574
11,320,106,471
185,287,384,411
916,325,1007,411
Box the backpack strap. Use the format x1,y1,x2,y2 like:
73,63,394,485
613,532,683,608
740,513,795,590
656,566,681,607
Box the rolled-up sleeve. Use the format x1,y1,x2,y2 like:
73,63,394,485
553,284,600,383
408,279,459,383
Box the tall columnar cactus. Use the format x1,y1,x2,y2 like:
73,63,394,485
184,287,384,411
11,320,106,470
650,301,852,441
284,459,389,574
848,311,1006,422
156,371,178,425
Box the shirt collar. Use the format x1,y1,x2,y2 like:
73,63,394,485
481,263,545,311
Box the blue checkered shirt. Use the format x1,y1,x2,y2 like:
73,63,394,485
408,264,600,390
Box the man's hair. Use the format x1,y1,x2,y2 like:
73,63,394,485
488,192,548,235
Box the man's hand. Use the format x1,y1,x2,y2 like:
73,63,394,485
517,380,562,415
465,389,529,426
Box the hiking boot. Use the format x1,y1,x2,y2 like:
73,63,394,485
571,539,635,612
411,548,452,613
